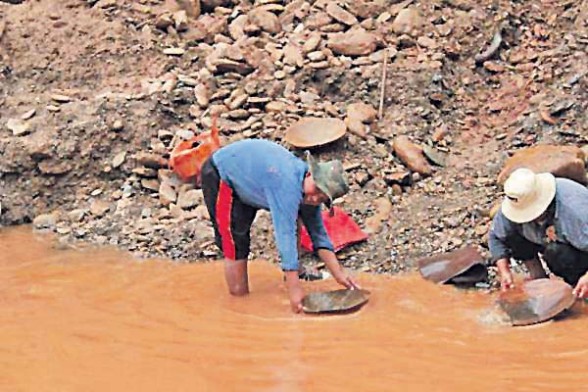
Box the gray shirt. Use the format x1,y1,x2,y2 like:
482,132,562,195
489,178,588,263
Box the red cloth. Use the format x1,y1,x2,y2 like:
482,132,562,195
300,207,368,253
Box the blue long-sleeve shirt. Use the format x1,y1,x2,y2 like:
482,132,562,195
489,178,588,263
211,139,334,270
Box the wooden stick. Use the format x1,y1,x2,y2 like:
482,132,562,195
378,48,388,120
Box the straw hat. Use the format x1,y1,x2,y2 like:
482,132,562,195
501,168,556,223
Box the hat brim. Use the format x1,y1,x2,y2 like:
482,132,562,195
501,173,556,223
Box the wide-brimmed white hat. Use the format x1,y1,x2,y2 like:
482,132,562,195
501,168,556,223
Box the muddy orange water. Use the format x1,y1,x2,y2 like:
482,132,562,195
2,227,587,392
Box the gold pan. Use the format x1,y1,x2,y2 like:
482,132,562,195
302,289,370,314
417,246,488,285
498,278,575,326
285,117,347,148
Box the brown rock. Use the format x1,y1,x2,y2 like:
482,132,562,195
135,152,168,169
38,161,73,175
283,44,304,67
248,9,281,34
159,182,177,206
391,8,422,36
303,32,322,53
345,118,367,138
364,197,392,234
347,102,377,123
178,189,203,209
228,15,248,40
498,145,587,185
328,29,378,56
393,135,432,176
175,0,201,18
6,118,31,136
326,2,358,26
90,200,111,217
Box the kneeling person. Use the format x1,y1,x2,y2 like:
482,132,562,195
489,168,588,298
200,139,359,312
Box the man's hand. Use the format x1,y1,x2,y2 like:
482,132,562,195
333,271,361,290
317,248,361,290
496,258,514,291
284,271,304,313
573,273,588,299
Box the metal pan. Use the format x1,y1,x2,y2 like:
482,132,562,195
417,246,488,285
497,278,576,326
302,289,371,314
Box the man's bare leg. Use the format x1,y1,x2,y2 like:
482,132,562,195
523,258,548,280
224,259,249,296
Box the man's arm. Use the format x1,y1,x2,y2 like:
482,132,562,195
299,205,359,289
488,210,519,290
264,184,305,312
317,248,360,289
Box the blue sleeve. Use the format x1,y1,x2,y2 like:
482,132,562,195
299,204,334,252
264,182,302,271
488,209,517,263
557,180,588,252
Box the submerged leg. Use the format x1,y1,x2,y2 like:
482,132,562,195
224,258,249,296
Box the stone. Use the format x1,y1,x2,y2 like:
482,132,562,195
228,15,248,40
112,151,127,169
345,118,367,138
303,33,321,53
6,118,31,136
328,29,378,56
90,200,110,217
346,102,377,123
391,7,422,36
135,152,168,169
173,11,189,32
141,179,160,192
33,213,57,230
175,0,201,18
111,120,124,131
51,94,73,103
155,13,174,30
364,197,392,234
21,109,36,120
163,47,186,56
325,2,358,26
393,135,433,176
307,51,326,61
178,189,204,209
248,9,281,34
159,182,177,206
283,44,304,67
194,84,210,108
498,145,587,185
68,209,86,223
38,161,73,175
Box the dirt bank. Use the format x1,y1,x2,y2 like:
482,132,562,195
1,0,587,280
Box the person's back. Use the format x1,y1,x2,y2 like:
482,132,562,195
212,139,307,209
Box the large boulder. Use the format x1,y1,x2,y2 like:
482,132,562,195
498,145,587,185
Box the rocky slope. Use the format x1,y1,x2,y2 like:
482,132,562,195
1,0,587,280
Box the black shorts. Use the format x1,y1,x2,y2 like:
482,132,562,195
201,158,258,260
